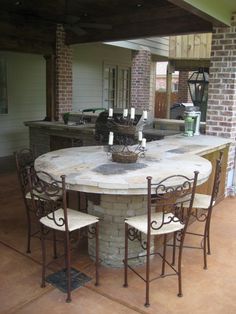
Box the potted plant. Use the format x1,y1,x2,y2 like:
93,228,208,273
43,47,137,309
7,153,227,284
62,112,70,125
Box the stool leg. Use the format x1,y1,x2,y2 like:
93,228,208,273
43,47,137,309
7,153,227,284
145,232,150,307
41,225,46,288
123,223,128,288
52,230,57,259
177,231,184,297
206,212,212,255
65,233,72,303
26,210,31,254
203,223,208,270
161,234,167,276
95,222,99,286
172,232,177,266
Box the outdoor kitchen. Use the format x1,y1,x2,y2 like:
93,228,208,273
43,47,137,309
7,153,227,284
24,107,205,158
1,0,236,313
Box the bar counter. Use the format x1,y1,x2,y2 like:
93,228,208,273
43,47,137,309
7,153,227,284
34,134,231,267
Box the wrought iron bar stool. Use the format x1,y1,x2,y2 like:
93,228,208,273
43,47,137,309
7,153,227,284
27,168,100,303
123,171,199,307
172,151,224,270
14,148,36,253
15,148,59,255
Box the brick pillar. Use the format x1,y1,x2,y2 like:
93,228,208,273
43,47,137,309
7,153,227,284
131,47,153,113
207,13,236,192
178,71,189,102
55,24,73,120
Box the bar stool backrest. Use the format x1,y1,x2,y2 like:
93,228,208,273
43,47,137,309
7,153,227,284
147,171,199,233
26,168,67,232
210,151,224,207
14,148,35,197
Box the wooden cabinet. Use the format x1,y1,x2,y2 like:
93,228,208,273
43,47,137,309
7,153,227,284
50,135,83,151
196,145,229,201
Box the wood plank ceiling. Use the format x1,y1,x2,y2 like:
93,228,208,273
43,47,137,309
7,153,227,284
0,0,216,55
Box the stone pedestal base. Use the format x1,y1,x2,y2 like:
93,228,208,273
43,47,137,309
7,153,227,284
87,194,151,268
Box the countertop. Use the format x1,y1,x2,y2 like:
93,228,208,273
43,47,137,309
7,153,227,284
147,134,231,157
34,134,231,195
24,120,95,134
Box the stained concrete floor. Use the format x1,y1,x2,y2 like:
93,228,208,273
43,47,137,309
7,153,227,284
1,167,236,314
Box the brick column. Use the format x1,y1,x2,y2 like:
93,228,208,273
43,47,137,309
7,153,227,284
207,13,236,192
131,47,153,113
178,71,189,102
55,24,73,120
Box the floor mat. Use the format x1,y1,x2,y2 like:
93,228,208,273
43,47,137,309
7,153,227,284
46,267,92,293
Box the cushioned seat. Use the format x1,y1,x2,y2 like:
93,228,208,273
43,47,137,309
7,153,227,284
192,193,213,208
40,208,99,232
177,193,213,209
125,212,184,235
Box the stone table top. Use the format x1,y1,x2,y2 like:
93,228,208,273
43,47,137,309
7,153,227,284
33,134,232,195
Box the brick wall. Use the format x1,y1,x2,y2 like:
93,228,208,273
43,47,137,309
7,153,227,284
178,71,189,102
55,24,73,120
207,13,236,192
131,48,152,112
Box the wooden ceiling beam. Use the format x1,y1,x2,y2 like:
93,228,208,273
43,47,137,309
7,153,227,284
0,22,56,44
66,15,212,45
92,3,191,25
0,12,56,43
170,59,210,71
0,12,56,54
0,36,54,55
0,0,215,51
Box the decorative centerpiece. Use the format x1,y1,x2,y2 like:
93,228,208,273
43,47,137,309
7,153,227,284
107,107,147,163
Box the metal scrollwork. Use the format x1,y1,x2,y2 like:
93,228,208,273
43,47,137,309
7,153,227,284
127,227,147,250
127,227,140,241
176,230,183,242
191,208,207,222
87,225,97,239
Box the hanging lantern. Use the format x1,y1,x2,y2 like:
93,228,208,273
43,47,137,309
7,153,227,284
187,68,209,121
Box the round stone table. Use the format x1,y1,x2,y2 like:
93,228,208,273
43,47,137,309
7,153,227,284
35,142,212,267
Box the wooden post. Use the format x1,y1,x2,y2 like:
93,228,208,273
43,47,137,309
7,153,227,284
44,54,56,121
166,62,174,118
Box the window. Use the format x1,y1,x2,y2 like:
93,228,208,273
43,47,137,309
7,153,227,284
172,82,179,92
117,67,130,109
103,63,131,109
103,64,116,108
0,56,8,114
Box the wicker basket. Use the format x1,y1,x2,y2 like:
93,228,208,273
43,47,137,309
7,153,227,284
111,122,136,136
112,151,138,163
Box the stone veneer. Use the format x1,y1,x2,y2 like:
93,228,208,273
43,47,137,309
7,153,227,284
55,24,73,120
207,13,236,192
131,47,153,112
27,123,97,156
87,195,151,268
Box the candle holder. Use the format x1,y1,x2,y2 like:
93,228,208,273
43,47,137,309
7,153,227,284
107,108,147,163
